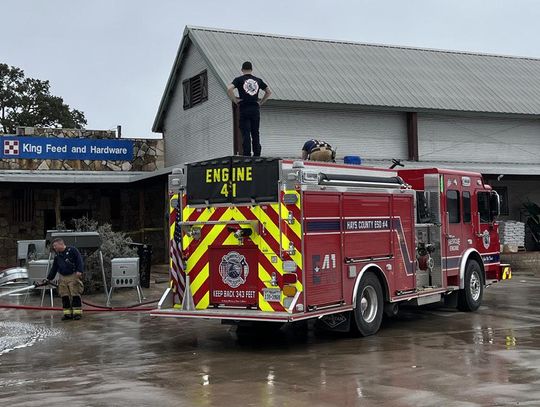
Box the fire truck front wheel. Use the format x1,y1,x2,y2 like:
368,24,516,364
354,273,384,336
458,260,484,312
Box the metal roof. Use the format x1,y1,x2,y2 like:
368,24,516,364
361,160,540,176
2,160,533,183
153,26,540,132
0,167,172,184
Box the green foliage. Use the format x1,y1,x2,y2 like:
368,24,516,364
522,200,540,246
0,63,86,133
523,200,540,223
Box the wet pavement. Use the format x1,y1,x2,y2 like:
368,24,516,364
1,276,540,407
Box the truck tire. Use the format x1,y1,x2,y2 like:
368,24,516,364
354,272,384,336
458,260,483,312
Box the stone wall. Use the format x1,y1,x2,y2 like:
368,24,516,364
0,127,168,268
0,126,164,172
500,252,540,275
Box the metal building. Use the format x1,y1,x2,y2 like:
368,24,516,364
153,26,540,225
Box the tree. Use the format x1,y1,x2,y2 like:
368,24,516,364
0,63,86,133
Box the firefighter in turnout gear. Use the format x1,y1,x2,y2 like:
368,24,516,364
302,139,336,162
46,238,84,320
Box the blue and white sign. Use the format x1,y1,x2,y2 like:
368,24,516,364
1,136,133,161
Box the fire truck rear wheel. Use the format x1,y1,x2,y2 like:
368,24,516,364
458,260,483,312
354,272,384,336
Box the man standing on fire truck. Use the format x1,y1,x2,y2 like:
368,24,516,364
45,238,84,321
227,61,272,157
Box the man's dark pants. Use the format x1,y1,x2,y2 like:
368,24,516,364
239,106,261,156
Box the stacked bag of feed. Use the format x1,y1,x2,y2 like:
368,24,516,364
499,221,525,252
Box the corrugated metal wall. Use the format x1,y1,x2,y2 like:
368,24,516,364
418,113,540,164
163,43,232,167
260,104,407,160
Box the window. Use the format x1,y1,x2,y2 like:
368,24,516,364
12,188,34,223
183,70,208,110
416,191,431,223
463,191,471,223
492,187,509,216
478,192,491,223
447,190,460,223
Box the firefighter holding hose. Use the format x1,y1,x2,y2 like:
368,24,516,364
45,238,84,321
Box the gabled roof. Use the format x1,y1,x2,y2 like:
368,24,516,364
153,26,540,132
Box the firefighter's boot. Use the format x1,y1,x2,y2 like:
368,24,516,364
61,296,72,321
72,295,82,320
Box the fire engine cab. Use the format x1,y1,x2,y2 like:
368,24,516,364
152,156,511,336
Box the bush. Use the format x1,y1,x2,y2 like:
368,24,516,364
56,217,137,293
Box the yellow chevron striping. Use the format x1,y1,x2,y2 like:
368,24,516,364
276,202,301,238
186,208,235,271
196,291,210,309
258,262,274,288
187,206,254,272
257,204,302,270
258,261,293,310
254,206,283,249
182,207,215,249
283,189,301,210
176,201,304,312
187,223,225,270
169,195,178,286
232,206,262,249
258,292,274,312
255,206,303,291
190,263,209,295
293,190,301,210
180,204,195,248
183,205,196,221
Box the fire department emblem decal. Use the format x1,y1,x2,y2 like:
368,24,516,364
482,230,491,249
219,251,249,288
243,79,259,96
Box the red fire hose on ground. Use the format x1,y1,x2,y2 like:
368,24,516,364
0,281,160,312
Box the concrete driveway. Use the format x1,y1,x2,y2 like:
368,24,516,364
1,275,539,406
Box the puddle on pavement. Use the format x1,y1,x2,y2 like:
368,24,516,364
471,326,518,349
0,321,61,357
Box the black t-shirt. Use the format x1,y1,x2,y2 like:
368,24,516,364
232,74,268,107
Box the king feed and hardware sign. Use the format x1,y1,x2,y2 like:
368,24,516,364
1,136,133,161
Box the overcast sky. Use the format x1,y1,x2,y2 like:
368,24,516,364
1,0,539,138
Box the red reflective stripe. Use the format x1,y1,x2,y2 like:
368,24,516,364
192,279,209,305
283,223,301,256
187,208,205,222
185,207,228,254
169,207,177,228
186,225,231,292
281,191,301,221
258,254,286,312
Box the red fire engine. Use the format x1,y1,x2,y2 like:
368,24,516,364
152,156,511,336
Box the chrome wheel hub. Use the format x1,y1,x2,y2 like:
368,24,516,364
470,271,481,301
360,285,378,323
